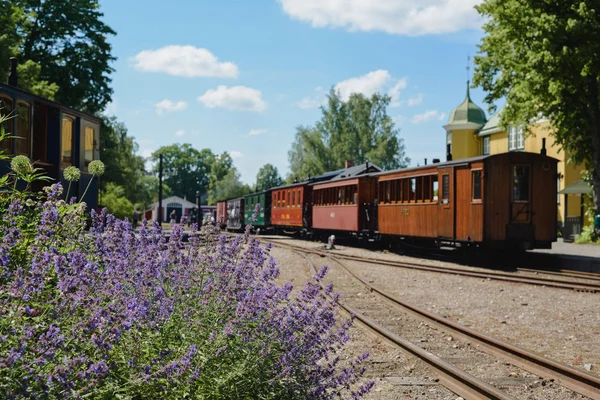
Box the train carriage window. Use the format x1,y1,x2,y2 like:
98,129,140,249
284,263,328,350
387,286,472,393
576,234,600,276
423,176,431,202
432,177,439,201
84,126,95,167
32,103,48,162
472,170,482,201
442,175,449,202
62,115,75,166
385,181,391,203
416,177,423,202
15,102,31,156
513,166,530,202
409,178,416,201
0,96,14,153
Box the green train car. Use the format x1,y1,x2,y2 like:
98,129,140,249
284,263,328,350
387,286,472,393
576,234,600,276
244,190,271,229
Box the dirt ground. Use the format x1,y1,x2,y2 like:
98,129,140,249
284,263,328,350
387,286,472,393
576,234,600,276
267,237,599,399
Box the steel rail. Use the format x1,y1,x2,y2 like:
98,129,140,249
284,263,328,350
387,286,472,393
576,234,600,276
517,267,600,282
269,240,600,292
319,253,600,399
295,251,517,400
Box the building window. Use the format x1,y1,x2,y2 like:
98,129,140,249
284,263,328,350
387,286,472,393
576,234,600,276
16,102,31,156
472,170,482,200
0,96,14,153
557,177,561,204
508,125,524,151
62,115,74,166
84,126,95,166
513,165,530,201
442,175,449,202
446,132,452,155
482,136,490,155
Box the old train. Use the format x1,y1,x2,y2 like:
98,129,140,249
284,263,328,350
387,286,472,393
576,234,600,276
216,150,558,251
0,58,101,208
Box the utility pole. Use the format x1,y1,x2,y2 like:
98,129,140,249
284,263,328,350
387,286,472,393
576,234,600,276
158,154,163,223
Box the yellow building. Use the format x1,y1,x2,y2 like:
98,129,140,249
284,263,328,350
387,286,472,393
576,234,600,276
443,82,590,236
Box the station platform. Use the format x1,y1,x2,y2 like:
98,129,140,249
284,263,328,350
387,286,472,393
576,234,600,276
528,239,600,273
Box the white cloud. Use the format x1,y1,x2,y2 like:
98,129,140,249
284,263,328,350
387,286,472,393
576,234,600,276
155,99,188,116
175,129,186,137
197,85,267,112
230,151,243,159
132,45,239,78
411,110,447,124
335,70,392,101
141,149,154,158
388,78,407,107
249,129,267,136
278,0,482,36
408,93,424,106
298,71,407,108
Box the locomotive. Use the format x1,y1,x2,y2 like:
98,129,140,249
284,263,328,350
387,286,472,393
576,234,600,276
217,150,558,251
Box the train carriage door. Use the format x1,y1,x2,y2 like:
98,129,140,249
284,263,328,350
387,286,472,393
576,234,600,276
438,167,454,239
454,166,472,241
506,163,535,244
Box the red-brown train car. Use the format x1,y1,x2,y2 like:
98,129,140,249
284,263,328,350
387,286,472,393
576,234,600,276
375,151,558,250
271,183,311,231
310,175,377,236
216,200,227,229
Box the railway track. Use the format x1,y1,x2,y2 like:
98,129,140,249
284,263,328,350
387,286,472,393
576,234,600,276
267,239,600,292
295,251,517,400
294,249,600,399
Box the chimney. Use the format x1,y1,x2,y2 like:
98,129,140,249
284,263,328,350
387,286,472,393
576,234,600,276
541,138,547,156
7,57,17,87
344,160,354,168
432,158,440,164
446,144,453,162
424,158,428,165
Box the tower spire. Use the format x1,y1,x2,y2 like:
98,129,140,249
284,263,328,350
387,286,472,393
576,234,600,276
466,55,471,99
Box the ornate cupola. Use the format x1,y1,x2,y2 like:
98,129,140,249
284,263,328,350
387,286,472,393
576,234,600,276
443,81,487,161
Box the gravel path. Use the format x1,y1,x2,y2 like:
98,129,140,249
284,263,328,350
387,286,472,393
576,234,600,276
263,236,600,399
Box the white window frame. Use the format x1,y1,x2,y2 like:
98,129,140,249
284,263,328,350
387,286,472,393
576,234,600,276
482,136,490,155
508,125,524,151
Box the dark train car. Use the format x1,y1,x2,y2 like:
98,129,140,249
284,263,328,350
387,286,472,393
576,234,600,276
226,197,244,231
311,175,377,237
271,183,311,231
216,200,227,228
244,190,271,229
376,151,558,250
0,59,101,208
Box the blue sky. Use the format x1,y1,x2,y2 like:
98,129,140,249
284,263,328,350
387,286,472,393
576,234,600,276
100,0,495,185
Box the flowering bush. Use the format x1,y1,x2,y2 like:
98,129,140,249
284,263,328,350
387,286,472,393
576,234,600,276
0,179,373,398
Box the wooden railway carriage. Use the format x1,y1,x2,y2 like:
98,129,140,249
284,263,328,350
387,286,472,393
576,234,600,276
226,197,244,231
311,175,377,236
376,152,558,250
216,200,227,228
243,190,271,229
0,60,101,208
271,183,311,231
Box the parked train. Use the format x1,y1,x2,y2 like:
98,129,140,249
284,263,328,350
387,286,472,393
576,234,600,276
216,151,558,251
0,58,101,208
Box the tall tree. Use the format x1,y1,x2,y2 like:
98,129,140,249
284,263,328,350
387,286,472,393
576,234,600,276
99,116,145,202
208,152,233,197
151,144,215,202
0,0,116,113
288,89,409,180
472,0,600,212
208,168,251,204
255,163,284,191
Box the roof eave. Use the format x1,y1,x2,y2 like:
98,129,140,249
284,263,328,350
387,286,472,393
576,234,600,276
443,122,485,132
